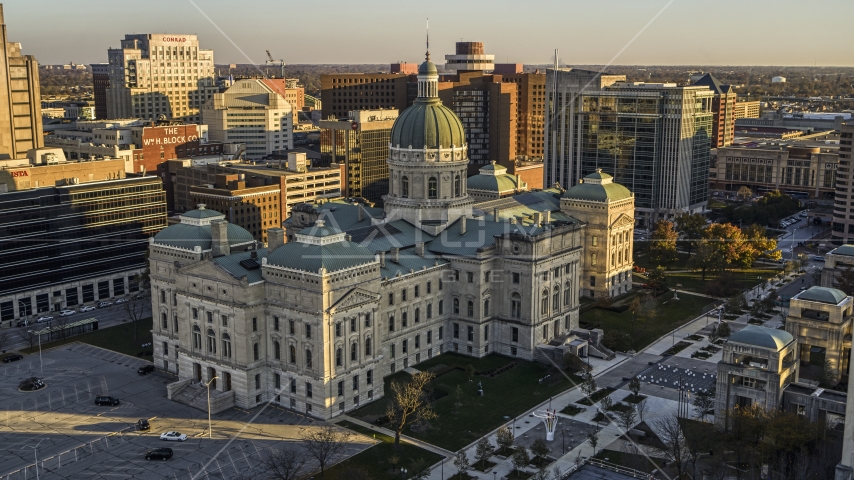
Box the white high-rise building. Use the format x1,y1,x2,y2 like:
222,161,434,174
106,34,218,122
202,79,294,160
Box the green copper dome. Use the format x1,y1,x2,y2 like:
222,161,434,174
390,101,466,150
419,60,438,75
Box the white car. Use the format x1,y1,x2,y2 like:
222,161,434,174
98,302,113,308
36,316,53,323
159,431,187,442
60,310,76,316
80,306,96,312
115,298,128,304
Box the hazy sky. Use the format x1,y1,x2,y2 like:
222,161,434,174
4,0,854,66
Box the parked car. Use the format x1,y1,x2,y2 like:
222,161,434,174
94,396,120,406
16,320,30,328
814,256,826,262
115,298,128,304
144,447,172,460
59,309,76,316
137,419,150,431
159,431,187,442
137,365,156,375
36,316,53,323
98,302,113,308
80,306,96,312
2,354,23,363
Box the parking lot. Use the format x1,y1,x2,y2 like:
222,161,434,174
0,343,370,479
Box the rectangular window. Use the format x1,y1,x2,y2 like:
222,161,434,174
388,292,394,305
438,326,443,339
163,342,169,355
439,279,443,290
590,276,596,287
591,253,597,266
512,272,520,284
252,317,258,331
192,308,198,320
484,271,491,282
389,315,395,332
290,379,296,393
512,327,519,342
275,373,281,389
273,316,279,331
289,319,295,334
353,375,359,391
306,382,312,398
453,323,460,339
337,381,344,397
336,322,342,337
415,335,420,349
427,330,432,344
592,236,598,246
414,285,420,298
222,315,228,327
467,272,474,283
427,282,432,294
439,300,444,314
367,369,373,385
391,344,396,358
305,324,312,339
402,289,407,301
255,374,261,390
402,339,408,354
485,325,489,341
467,326,474,342
350,318,356,332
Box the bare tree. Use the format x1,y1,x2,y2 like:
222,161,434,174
512,447,530,475
125,273,150,341
0,327,12,352
474,437,494,469
300,426,351,479
54,316,69,340
628,376,642,401
617,406,637,434
386,371,437,446
453,450,470,475
651,415,688,479
408,458,431,480
16,328,37,350
259,446,307,480
532,467,552,480
636,398,649,425
586,429,600,455
581,374,597,400
693,389,715,421
599,395,613,412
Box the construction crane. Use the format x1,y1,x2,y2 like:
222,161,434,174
265,50,285,78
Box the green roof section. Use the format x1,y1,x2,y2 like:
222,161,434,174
830,245,854,257
728,325,794,351
181,206,224,219
562,170,632,202
266,241,376,273
297,222,344,238
796,286,848,305
390,101,466,150
418,60,438,76
466,174,519,192
214,248,269,283
153,223,254,251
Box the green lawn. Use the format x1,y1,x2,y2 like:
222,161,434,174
19,318,153,360
633,250,692,271
327,421,444,480
666,268,779,295
350,353,580,451
580,291,711,350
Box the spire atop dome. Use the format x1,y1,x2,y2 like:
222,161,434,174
425,18,430,62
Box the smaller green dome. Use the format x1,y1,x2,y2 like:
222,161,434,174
419,60,438,76
796,286,848,305
562,169,632,202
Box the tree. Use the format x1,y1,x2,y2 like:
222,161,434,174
646,266,668,295
737,185,753,200
0,327,13,352
16,328,37,350
703,223,753,269
636,398,649,425
835,265,854,296
651,415,688,479
648,220,678,267
617,406,637,434
725,293,748,314
453,450,470,475
465,364,476,381
581,374,597,400
819,358,835,388
126,270,151,341
708,322,720,344
586,429,600,455
717,321,731,338
260,446,307,480
693,389,715,421
531,439,549,460
474,437,494,468
408,458,431,480
688,239,726,281
300,426,350,479
675,212,707,255
628,377,642,401
386,371,437,446
532,467,552,480
599,394,613,412
496,425,515,453
511,447,530,474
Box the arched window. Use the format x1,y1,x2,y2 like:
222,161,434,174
336,347,343,367
484,299,490,317
351,342,358,362
427,303,433,318
553,286,560,311
453,298,460,314
467,300,474,317
253,342,259,361
511,293,522,319
365,337,372,356
274,341,281,360
454,175,461,196
161,312,167,329
402,176,409,198
564,281,571,306
289,345,296,364
192,325,201,349
207,330,217,354
541,289,550,316
222,333,232,358
305,349,313,368
428,177,438,199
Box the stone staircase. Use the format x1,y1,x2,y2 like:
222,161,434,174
167,379,235,414
588,343,616,361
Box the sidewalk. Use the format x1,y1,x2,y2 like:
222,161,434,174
331,414,455,459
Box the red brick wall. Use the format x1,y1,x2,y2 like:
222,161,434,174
132,125,201,174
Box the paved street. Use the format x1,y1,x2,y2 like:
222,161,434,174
0,343,370,480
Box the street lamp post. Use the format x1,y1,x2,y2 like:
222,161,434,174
24,439,44,480
205,376,219,439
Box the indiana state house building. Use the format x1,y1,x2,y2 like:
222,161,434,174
148,53,636,419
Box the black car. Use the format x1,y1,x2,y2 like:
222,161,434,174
137,365,156,375
145,447,173,460
2,354,23,363
137,419,150,431
94,396,120,406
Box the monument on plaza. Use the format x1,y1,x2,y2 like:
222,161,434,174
534,409,559,441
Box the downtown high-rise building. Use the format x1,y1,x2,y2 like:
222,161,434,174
0,4,43,158
105,34,218,122
575,82,714,227
692,73,735,148
832,123,854,245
